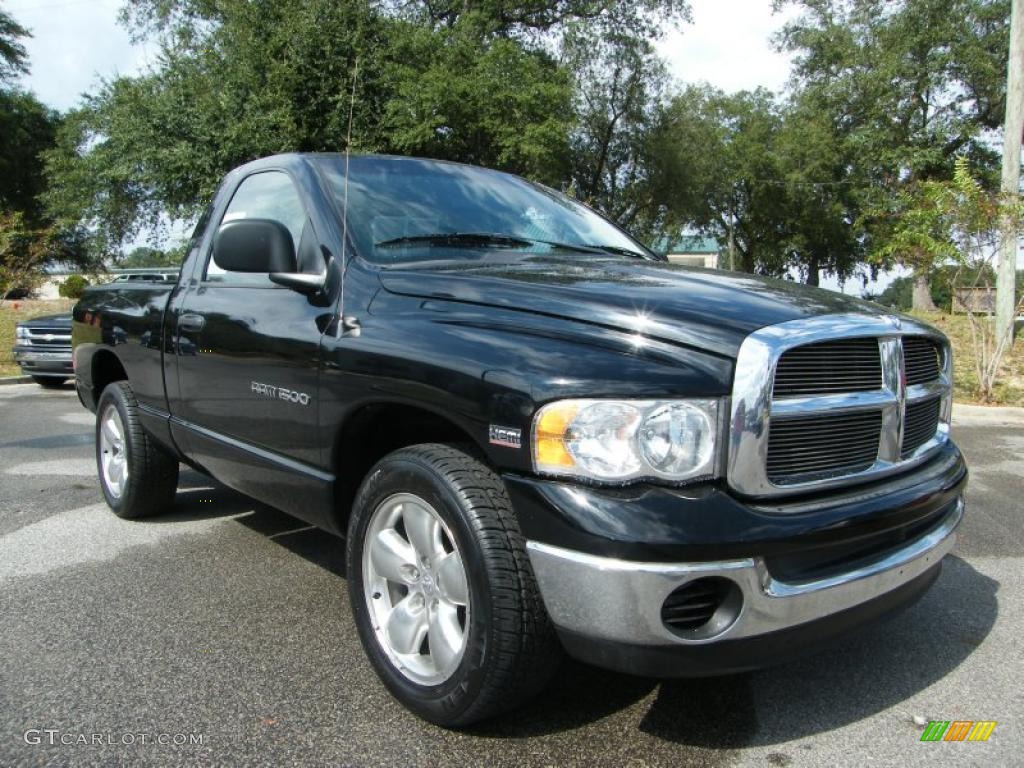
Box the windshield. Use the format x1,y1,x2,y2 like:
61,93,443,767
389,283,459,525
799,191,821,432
316,156,654,265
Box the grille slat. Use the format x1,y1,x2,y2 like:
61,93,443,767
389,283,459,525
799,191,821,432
901,396,941,457
903,337,940,385
767,410,882,482
773,338,882,397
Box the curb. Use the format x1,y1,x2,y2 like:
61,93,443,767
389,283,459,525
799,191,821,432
0,375,32,386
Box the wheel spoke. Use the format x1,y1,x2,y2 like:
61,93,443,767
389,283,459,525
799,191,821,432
436,552,469,606
110,457,125,487
402,501,443,562
428,602,463,674
370,528,417,584
386,594,428,655
102,418,119,446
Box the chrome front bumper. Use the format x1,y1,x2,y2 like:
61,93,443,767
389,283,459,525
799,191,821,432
527,497,962,647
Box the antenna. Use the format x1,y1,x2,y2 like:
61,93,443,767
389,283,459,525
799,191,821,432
340,56,360,337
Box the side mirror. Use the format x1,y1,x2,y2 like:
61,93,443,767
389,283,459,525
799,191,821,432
213,218,297,273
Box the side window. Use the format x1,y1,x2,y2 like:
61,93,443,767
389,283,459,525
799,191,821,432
206,171,307,284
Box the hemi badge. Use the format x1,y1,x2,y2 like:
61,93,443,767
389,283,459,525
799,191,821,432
489,425,522,449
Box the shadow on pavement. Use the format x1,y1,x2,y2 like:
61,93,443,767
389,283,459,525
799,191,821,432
477,555,998,745
140,467,1002,746
644,555,997,747
144,469,258,523
142,468,348,575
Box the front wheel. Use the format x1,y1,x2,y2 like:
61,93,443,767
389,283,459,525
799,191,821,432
347,444,561,727
96,381,179,519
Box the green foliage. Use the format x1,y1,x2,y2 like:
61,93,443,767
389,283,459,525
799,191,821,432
36,0,1015,303
777,0,1007,181
57,274,90,299
0,212,85,300
871,274,947,311
46,0,687,254
651,86,866,282
0,89,58,224
381,27,572,181
118,245,182,268
0,7,30,84
565,32,671,237
774,0,1009,295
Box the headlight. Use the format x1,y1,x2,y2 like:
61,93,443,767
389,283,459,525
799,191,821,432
533,398,720,483
15,325,30,340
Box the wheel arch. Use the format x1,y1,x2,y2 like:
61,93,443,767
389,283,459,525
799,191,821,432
331,401,484,530
85,349,129,410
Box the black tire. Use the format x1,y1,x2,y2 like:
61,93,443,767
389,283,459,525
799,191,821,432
32,376,66,388
347,444,561,727
95,381,179,519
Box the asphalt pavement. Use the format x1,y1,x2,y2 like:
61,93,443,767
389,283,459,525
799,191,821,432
1,381,1022,767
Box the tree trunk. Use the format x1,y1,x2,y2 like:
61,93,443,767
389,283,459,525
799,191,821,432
805,254,820,286
912,272,937,312
740,249,755,273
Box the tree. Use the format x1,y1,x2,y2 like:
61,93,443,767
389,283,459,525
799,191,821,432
0,6,90,287
0,211,86,303
654,87,794,275
0,89,57,224
774,94,867,285
564,32,671,237
47,0,688,254
0,7,29,85
777,0,1011,306
58,274,90,299
880,157,1024,400
118,245,182,268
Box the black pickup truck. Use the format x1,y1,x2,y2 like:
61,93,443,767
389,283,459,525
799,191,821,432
72,153,967,727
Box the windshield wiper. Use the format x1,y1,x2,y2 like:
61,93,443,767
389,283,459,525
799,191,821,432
374,232,650,260
576,243,650,259
375,232,533,249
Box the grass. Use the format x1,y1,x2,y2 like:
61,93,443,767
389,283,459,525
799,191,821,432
0,299,75,377
1,300,1020,406
911,312,1024,407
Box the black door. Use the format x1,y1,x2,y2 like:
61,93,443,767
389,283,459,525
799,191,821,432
173,169,334,518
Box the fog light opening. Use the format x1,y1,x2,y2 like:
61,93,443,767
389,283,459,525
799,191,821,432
661,576,743,639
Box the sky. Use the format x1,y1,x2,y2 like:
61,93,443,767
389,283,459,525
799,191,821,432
4,0,907,292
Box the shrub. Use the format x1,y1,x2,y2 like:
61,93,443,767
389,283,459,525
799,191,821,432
58,274,90,299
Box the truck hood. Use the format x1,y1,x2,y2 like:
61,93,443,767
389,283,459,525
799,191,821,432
378,256,887,358
19,313,72,328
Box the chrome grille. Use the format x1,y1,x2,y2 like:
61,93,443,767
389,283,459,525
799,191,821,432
903,337,940,386
773,338,882,397
902,396,941,458
767,410,882,482
24,327,71,348
728,315,953,498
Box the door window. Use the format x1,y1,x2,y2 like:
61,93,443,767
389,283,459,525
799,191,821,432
205,171,307,284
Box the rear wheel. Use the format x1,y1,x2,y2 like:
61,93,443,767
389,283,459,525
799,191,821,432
347,444,561,727
96,381,179,519
32,376,66,388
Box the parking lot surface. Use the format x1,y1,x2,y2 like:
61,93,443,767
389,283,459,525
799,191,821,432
1,382,1022,767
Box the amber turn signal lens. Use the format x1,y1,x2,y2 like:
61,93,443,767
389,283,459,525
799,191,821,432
534,402,578,468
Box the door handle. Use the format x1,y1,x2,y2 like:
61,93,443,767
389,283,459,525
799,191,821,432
178,313,205,333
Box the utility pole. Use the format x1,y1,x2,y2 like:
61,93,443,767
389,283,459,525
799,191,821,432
997,0,1024,349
